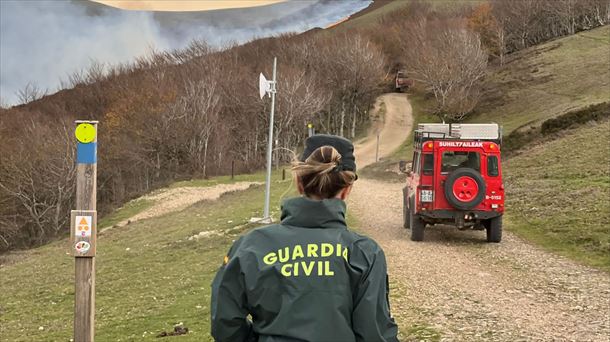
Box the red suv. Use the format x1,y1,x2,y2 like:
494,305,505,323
402,124,504,242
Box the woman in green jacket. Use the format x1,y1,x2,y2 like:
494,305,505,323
211,134,398,342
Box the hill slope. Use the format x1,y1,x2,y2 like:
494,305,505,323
504,120,610,270
475,25,610,133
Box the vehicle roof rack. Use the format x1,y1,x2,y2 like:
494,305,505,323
414,123,502,146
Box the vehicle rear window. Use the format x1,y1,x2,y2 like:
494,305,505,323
423,154,434,175
441,151,480,173
487,155,499,176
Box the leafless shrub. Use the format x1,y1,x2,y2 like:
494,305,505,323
405,19,487,122
16,82,47,104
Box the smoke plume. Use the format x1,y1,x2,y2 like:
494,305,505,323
0,0,371,106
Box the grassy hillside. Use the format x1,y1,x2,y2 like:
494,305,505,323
336,0,409,28
474,25,610,133
336,0,483,30
0,171,299,341
504,121,610,271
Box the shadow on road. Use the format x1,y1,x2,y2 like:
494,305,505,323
413,224,490,245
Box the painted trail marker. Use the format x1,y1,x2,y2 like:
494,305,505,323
71,211,97,256
72,120,98,341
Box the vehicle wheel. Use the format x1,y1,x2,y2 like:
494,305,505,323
486,216,502,243
409,205,425,241
403,189,410,229
444,168,486,210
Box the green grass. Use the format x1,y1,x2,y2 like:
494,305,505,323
504,121,610,271
98,199,154,229
0,171,298,341
169,170,276,188
405,324,442,341
474,25,610,134
337,0,482,30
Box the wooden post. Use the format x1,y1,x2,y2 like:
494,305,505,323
231,160,235,180
282,168,286,181
73,120,98,342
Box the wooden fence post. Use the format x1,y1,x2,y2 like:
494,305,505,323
72,120,98,341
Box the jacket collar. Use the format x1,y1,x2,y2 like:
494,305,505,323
280,196,347,229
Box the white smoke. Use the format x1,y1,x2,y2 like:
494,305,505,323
0,0,371,106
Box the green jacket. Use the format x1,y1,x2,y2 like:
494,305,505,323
211,197,398,342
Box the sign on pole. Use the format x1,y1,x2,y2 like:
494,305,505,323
73,120,98,341
71,211,97,257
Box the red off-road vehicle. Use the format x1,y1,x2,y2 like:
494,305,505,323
402,123,504,242
395,71,413,92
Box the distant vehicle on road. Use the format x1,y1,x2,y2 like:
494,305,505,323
401,123,505,242
395,71,413,92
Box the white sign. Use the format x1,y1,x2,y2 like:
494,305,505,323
439,141,483,148
75,215,92,238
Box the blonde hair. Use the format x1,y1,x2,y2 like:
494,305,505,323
291,145,357,199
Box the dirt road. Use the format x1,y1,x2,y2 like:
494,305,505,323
354,93,412,168
350,95,610,341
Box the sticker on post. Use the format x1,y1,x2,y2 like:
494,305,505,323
75,241,91,254
75,215,92,237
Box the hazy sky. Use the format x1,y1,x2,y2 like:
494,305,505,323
0,0,370,106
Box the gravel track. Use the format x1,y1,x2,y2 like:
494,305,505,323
350,94,610,341
112,182,261,228
354,93,412,169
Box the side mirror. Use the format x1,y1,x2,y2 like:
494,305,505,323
398,160,407,173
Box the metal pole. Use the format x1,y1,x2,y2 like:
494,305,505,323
263,57,277,221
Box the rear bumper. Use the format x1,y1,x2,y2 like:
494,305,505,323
419,210,502,220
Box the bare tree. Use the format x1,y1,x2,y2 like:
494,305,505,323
171,75,222,177
0,117,76,249
275,66,329,158
16,82,47,104
405,19,488,122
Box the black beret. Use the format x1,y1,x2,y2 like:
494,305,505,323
300,134,356,173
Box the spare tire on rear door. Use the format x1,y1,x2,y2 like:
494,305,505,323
444,168,486,210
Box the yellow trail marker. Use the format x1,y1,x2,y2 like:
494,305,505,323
75,123,96,143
